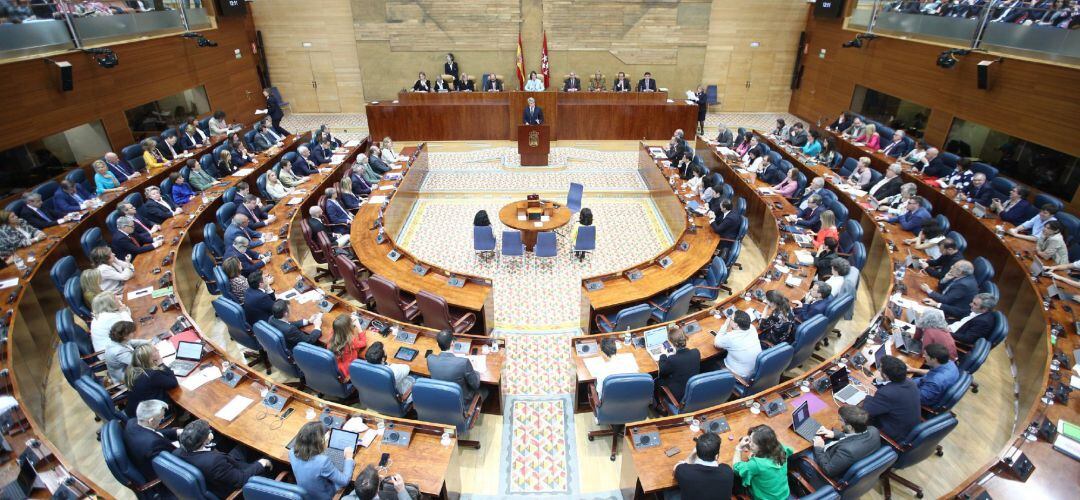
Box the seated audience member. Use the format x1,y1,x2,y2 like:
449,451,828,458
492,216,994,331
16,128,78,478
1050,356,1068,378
880,129,910,158
991,186,1036,226
364,341,416,394
339,177,362,211
841,117,865,139
794,281,833,322
111,216,158,261
103,320,150,384
53,180,93,216
712,311,760,379
759,290,796,345
93,160,123,195
827,112,851,132
292,146,320,176
732,425,792,500
774,168,800,198
212,149,236,178
457,72,475,91
862,354,921,439
904,219,947,259
290,422,357,498
790,194,823,232
813,210,838,250
141,138,169,172
786,122,809,147
920,148,954,178
434,75,453,92
910,343,960,407
846,157,873,190
771,118,788,138
342,465,411,500
1036,220,1069,266
328,314,367,377
123,344,179,419
427,330,486,404
307,206,336,244
185,116,210,145
854,123,881,150
178,124,206,152
637,72,658,92
412,71,432,92
317,125,342,148
368,146,392,174
474,210,491,227
799,177,827,210
916,238,963,279
358,154,383,184
174,419,273,499
323,188,353,234
278,159,308,187
941,158,974,190
713,123,735,149
710,199,740,252
569,207,593,243
902,142,928,168
814,238,839,280
348,162,373,196
268,299,323,350
103,152,140,182
229,133,255,166
563,71,581,91
672,432,735,500
912,308,958,360
187,160,216,191
588,69,605,92
264,171,290,201
225,214,263,250
80,268,103,306
123,400,181,480
238,194,274,228
312,138,335,165
169,172,196,206
484,73,503,91
224,236,267,275
0,210,45,261
833,257,859,299
867,163,904,201
919,260,978,319
208,110,236,136
251,123,279,152
819,137,840,167
90,292,132,352
137,186,181,226
1009,204,1059,242
92,246,134,293
881,196,931,232
949,293,997,344
19,193,65,229
961,173,995,207
612,71,631,92
222,257,247,305
800,406,880,484
242,271,276,325
657,325,701,404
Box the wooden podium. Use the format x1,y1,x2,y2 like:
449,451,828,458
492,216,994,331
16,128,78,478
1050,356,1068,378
517,125,550,166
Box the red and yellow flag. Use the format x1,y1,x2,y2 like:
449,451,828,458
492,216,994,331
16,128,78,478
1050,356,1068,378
541,31,550,88
516,32,526,89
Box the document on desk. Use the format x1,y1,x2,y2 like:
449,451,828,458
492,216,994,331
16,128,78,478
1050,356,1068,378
368,196,388,204
794,250,815,266
330,154,347,165
466,355,488,373
127,286,154,300
180,366,222,391
0,278,17,290
287,197,304,206
231,168,254,177
584,353,639,381
345,140,361,148
155,339,177,361
295,290,324,304
215,395,253,422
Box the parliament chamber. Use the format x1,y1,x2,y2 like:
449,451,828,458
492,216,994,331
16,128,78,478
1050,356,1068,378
0,0,1078,499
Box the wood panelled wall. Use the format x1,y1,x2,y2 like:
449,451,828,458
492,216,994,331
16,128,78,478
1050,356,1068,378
789,15,1080,163
0,14,265,154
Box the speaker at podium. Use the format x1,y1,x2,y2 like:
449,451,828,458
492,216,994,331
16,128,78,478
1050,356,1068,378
518,125,550,166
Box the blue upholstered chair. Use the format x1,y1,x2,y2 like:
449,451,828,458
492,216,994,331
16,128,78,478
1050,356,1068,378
101,420,164,498
152,452,223,500
473,226,496,258
80,226,104,258
880,412,959,499
970,162,998,180
972,256,994,285
847,242,867,270
212,266,236,302
66,168,93,192
932,213,949,234
212,298,268,374
795,446,898,500
55,307,96,360
202,222,225,261
243,477,307,500
784,314,829,371
350,360,413,418
838,219,862,256
923,372,972,417
587,373,653,461
73,374,125,422
958,338,991,393
50,255,78,295
535,231,557,260
987,311,1008,348
733,344,794,397
989,176,1016,200
412,378,482,449
1034,193,1064,212
648,282,695,323
839,157,857,177
123,192,143,208
691,256,731,301
253,320,303,379
501,230,525,264
294,343,355,401
64,274,93,321
978,281,999,302
121,144,143,161
574,225,596,260
566,182,584,215
192,243,219,294
595,303,652,333
823,293,855,336
215,202,237,231
658,370,735,415
799,485,840,500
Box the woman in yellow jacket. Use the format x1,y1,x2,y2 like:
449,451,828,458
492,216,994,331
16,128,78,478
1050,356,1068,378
141,138,168,172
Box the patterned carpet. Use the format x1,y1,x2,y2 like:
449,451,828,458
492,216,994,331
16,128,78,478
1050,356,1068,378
502,396,577,496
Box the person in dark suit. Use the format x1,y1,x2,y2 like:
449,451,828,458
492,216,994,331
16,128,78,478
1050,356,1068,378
711,199,740,259
920,260,979,319
238,195,274,229
880,130,911,158
137,187,179,226
174,419,272,499
963,173,995,207
828,112,851,132
992,186,1037,226
434,77,452,92
522,97,544,125
250,124,275,153
426,330,486,404
312,138,335,165
797,177,826,210
323,188,353,235
792,195,823,232
224,236,267,276
950,293,997,344
612,71,631,92
800,406,880,485
444,53,459,83
156,134,180,160
242,271,276,326
714,123,734,148
18,193,62,229
306,207,338,246
263,87,289,136
52,180,92,216
484,73,503,92
785,123,809,147
268,300,323,350
457,73,475,92
672,432,734,500
657,326,700,405
862,355,921,439
637,72,657,92
118,202,159,237
111,216,158,261
122,400,181,480
922,149,954,178
349,164,372,197
412,72,432,92
563,72,581,91
293,147,320,176
917,238,963,279
867,163,904,201
225,214,264,250
178,125,204,152
103,152,140,181
367,146,391,175
794,282,833,322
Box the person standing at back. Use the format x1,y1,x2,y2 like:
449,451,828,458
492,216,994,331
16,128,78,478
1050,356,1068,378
262,87,289,136
672,431,734,500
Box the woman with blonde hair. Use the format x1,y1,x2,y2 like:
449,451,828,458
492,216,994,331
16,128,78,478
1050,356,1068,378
813,210,838,250
80,268,104,306
329,315,367,379
90,291,131,352
855,123,880,150
141,138,168,172
339,177,361,211
123,343,178,418
265,171,290,201
216,149,236,177
380,137,399,164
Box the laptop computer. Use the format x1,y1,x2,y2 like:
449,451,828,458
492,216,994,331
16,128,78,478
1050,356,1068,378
793,233,814,248
830,367,867,406
643,326,672,361
323,428,359,472
0,455,39,499
169,341,204,377
890,328,923,355
791,400,824,443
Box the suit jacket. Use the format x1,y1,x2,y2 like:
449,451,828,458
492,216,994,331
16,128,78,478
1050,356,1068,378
788,130,809,147
965,183,995,207
224,223,262,249
861,379,921,439
657,348,701,402
243,288,276,326
870,176,903,201
412,79,432,92
1000,199,1036,226
252,132,275,152
485,79,503,91
349,172,372,196
312,144,335,165
160,139,181,160
307,217,332,242
522,106,544,125
795,296,832,322
929,275,979,318
711,211,740,246
173,448,265,499
760,162,786,185
111,230,154,262
293,155,319,176
324,200,352,234
179,133,202,152
923,157,952,178
458,79,475,92
52,188,89,215
137,199,176,226
795,206,822,231
926,251,962,279
368,156,391,175
267,317,320,351
673,463,735,500
952,311,995,344
613,77,631,92
237,204,269,229
563,77,580,91
341,192,361,211
434,79,451,92
444,61,458,80
122,419,179,480
426,351,481,403
881,139,911,158
106,158,138,181
129,215,154,242
811,427,881,478
715,129,734,148
18,205,56,229
637,78,657,91
267,93,284,120
891,207,932,233
224,245,265,275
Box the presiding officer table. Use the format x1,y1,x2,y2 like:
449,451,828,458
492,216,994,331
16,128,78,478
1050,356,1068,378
497,199,572,251
366,90,698,141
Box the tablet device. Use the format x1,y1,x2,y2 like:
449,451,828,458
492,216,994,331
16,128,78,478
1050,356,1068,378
394,346,418,362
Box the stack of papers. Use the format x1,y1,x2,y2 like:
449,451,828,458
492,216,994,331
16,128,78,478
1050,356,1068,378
0,278,19,290
584,353,639,381
232,168,254,177
466,355,487,373
287,197,304,206
368,196,388,204
295,289,324,304
794,251,815,266
180,366,222,391
214,395,253,421
344,140,361,148
378,185,396,191
330,154,347,165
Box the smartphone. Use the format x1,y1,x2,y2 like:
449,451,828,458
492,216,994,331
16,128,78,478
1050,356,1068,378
281,407,294,419
378,452,390,467
471,347,479,355
424,349,433,358
664,447,680,457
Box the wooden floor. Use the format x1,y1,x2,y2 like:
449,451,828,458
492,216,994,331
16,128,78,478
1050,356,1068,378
38,141,1019,498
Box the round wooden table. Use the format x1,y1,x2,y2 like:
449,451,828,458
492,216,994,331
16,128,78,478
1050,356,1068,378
498,199,573,251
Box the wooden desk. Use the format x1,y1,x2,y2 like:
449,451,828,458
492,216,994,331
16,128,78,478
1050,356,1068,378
497,199,571,251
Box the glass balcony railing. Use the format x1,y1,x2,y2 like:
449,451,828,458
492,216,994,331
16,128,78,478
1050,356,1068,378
848,0,1080,64
0,1,213,60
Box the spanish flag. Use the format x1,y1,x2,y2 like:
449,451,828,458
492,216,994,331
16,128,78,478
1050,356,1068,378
516,32,526,89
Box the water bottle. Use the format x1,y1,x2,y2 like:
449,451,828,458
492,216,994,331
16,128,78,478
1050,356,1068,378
441,430,453,446
13,254,25,272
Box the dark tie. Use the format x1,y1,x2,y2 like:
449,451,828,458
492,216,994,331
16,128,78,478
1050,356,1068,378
34,207,52,223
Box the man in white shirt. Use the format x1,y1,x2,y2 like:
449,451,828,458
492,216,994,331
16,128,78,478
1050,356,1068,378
868,163,903,200
364,340,415,398
713,311,761,379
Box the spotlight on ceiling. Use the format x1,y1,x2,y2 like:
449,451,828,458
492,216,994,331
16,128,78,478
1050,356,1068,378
83,48,118,68
842,33,878,49
936,48,970,69
182,32,218,47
